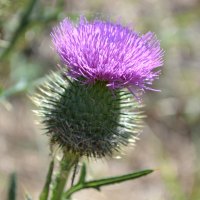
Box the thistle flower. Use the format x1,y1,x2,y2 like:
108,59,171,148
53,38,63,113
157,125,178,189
51,17,164,94
34,17,163,158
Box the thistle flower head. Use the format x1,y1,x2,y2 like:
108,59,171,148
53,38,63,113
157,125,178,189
51,17,164,94
34,17,163,158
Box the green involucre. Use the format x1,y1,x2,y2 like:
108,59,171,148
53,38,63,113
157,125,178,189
33,71,143,158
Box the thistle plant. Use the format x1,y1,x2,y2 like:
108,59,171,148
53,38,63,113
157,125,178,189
33,16,163,200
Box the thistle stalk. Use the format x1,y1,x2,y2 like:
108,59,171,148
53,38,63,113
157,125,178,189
51,152,79,200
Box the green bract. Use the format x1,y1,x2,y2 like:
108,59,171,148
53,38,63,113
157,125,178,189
34,71,143,158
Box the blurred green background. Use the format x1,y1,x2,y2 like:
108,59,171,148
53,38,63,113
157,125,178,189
0,0,200,199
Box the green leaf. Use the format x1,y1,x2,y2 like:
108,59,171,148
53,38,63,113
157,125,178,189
7,173,17,200
39,159,54,200
64,167,153,199
78,163,87,184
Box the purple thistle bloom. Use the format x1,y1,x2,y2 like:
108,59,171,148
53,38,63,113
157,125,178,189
51,17,164,95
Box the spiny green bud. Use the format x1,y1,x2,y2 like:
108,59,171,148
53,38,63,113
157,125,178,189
33,71,143,158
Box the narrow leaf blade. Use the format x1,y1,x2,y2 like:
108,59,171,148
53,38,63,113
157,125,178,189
7,173,17,200
39,159,54,200
78,163,87,184
84,169,153,189
64,169,153,199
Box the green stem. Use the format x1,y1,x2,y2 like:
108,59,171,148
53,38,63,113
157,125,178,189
51,152,79,200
